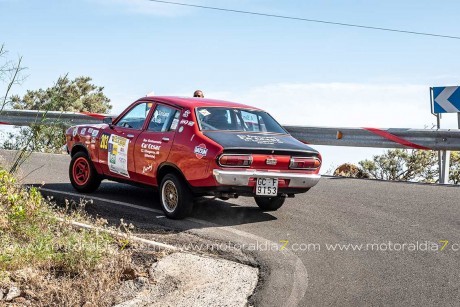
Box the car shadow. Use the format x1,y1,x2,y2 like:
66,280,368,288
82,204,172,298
38,181,277,232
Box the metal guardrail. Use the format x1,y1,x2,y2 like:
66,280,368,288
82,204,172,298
284,126,460,151
1,109,459,151
0,110,111,126
1,109,459,183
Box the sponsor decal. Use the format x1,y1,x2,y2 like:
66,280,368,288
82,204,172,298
241,111,258,124
180,119,195,127
198,109,210,117
142,163,153,174
158,110,170,117
108,134,130,178
178,126,184,133
141,139,161,159
88,128,93,134
266,157,277,165
171,118,179,130
237,134,284,145
80,128,87,135
194,143,208,159
100,133,110,150
91,129,99,137
72,128,78,137
183,110,191,118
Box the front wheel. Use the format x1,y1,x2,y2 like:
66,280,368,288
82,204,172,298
69,152,101,193
254,196,286,211
159,173,193,219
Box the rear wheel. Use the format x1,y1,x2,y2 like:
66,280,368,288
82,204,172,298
254,196,286,211
160,173,193,219
69,152,101,193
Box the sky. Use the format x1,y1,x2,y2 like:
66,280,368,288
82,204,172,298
1,0,460,172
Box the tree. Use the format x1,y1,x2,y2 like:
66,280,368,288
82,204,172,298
0,44,26,112
0,44,30,175
4,75,112,153
449,152,460,184
10,75,111,113
358,149,438,183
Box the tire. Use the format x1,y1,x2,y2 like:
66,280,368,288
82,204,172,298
159,173,193,219
254,196,286,211
69,152,102,193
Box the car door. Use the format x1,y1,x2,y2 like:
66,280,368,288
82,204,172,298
134,103,181,185
98,101,153,181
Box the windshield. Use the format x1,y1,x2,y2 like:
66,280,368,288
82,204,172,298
196,107,286,133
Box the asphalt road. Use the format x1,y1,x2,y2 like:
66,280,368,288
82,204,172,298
1,150,460,306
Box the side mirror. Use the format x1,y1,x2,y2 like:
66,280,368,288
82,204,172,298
103,117,113,124
103,117,114,129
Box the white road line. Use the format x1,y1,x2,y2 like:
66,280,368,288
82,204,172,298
57,217,178,251
40,187,164,214
40,187,309,307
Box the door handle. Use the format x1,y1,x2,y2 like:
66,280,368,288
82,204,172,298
126,134,135,139
162,137,170,143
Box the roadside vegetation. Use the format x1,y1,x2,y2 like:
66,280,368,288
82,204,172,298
334,149,460,184
3,75,112,153
0,44,154,305
0,167,160,305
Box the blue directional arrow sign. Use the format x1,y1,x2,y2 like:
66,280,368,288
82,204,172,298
432,86,460,113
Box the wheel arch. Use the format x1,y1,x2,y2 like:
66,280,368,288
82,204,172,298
70,144,89,157
157,163,188,187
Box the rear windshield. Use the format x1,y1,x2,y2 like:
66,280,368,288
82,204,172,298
196,107,286,133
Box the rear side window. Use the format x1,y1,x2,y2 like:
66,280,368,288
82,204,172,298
196,107,286,133
148,104,180,132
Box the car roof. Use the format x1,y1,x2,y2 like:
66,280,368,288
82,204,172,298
135,96,262,110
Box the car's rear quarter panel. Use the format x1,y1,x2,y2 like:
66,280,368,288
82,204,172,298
166,107,223,186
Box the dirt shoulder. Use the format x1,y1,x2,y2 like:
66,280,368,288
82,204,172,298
0,165,259,306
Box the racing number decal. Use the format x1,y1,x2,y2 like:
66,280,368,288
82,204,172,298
100,133,109,150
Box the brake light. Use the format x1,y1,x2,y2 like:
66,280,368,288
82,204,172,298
218,154,253,167
289,157,321,170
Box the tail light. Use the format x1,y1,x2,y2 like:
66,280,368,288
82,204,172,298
218,154,253,167
289,156,321,170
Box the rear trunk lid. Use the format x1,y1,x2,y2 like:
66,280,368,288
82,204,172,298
203,131,318,155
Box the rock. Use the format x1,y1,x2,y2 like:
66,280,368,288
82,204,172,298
121,268,138,281
82,302,97,307
13,297,28,305
23,290,37,300
11,268,38,283
121,268,137,281
5,286,21,302
0,288,5,300
333,163,369,178
135,277,149,287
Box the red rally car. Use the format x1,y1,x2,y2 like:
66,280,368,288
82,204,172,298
65,97,322,219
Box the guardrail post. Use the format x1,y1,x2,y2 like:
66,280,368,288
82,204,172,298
440,151,451,184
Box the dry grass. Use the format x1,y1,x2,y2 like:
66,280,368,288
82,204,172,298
0,167,148,306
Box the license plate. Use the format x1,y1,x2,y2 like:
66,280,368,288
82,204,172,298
256,178,278,196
